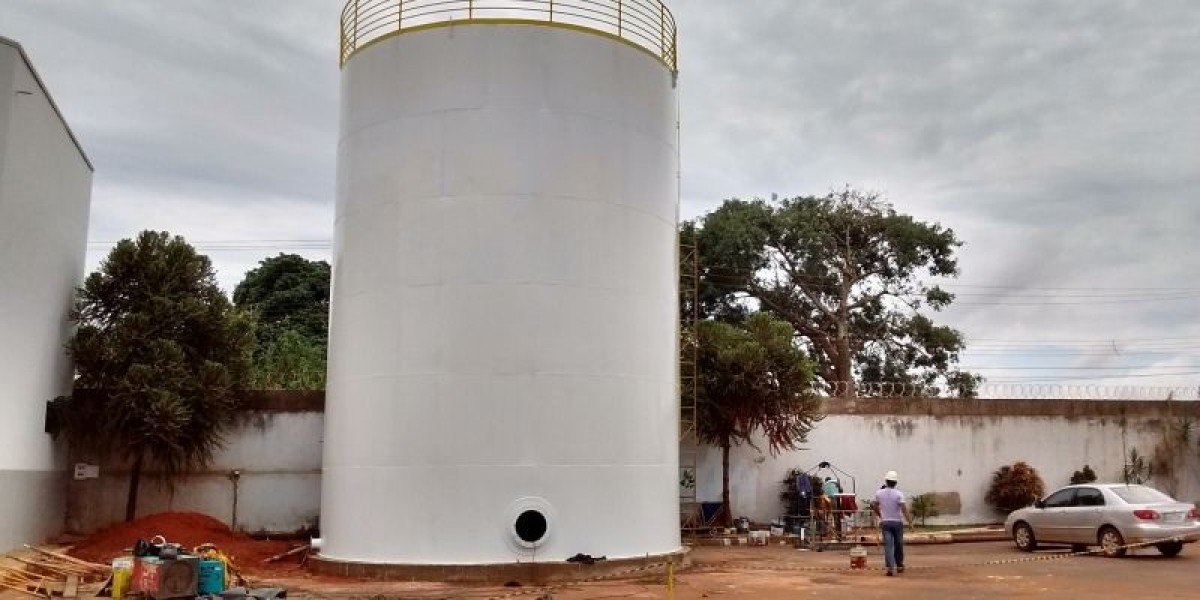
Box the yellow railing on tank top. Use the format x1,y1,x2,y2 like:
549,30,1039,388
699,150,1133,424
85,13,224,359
339,0,677,73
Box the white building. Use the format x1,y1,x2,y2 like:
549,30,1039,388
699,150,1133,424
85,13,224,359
0,36,93,551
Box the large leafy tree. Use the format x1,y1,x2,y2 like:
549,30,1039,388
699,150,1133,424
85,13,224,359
232,254,330,389
693,188,980,397
250,329,326,390
61,231,253,522
696,312,821,525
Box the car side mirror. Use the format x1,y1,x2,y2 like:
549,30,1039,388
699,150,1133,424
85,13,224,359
1034,500,1046,509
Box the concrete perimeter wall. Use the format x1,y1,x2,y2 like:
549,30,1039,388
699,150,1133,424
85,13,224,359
66,394,1200,535
66,392,323,536
698,398,1200,525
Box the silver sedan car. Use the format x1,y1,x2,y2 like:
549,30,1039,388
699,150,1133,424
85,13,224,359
1004,483,1200,557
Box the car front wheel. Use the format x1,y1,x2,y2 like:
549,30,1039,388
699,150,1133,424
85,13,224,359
1156,541,1183,557
1099,526,1127,558
1013,522,1037,552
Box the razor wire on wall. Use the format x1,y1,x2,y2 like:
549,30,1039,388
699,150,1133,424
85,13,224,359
820,381,1200,400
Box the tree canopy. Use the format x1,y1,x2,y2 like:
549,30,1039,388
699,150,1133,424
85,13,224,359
60,231,253,521
692,188,980,397
696,311,821,524
233,254,330,389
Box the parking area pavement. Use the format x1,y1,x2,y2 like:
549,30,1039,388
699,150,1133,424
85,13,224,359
654,541,1200,599
8,541,1193,600
247,541,1198,599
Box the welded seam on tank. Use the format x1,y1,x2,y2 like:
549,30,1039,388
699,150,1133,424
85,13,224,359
335,281,675,296
337,110,677,162
334,196,677,243
324,371,673,383
327,463,676,469
342,19,677,74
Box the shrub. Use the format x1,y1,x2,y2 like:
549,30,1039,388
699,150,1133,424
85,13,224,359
1070,464,1097,484
911,493,939,527
1122,448,1151,484
985,461,1045,514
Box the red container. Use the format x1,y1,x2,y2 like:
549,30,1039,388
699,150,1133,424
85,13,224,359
849,545,867,569
129,556,200,599
131,558,162,594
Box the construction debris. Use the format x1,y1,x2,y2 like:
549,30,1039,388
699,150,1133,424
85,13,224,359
0,546,107,599
259,546,308,565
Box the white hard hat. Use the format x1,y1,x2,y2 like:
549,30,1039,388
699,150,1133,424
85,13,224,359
885,470,898,481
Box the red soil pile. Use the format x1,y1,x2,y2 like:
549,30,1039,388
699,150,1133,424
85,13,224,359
68,512,298,574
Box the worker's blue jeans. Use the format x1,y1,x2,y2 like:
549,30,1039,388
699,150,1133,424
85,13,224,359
881,521,905,570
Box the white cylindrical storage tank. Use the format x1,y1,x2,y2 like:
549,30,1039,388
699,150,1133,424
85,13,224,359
321,0,680,567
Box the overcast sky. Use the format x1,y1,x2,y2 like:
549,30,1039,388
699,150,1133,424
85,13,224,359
3,1,1198,393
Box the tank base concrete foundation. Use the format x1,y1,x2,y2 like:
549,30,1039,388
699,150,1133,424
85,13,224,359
310,548,690,584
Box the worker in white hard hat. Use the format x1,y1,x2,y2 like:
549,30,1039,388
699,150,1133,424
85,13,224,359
872,470,914,576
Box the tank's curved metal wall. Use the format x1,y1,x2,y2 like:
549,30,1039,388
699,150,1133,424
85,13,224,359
322,23,679,564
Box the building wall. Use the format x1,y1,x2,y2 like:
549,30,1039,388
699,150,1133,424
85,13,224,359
65,394,324,536
0,37,93,551
696,399,1200,525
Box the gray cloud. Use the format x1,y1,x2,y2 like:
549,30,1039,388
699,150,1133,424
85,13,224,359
673,0,1200,386
3,0,1198,387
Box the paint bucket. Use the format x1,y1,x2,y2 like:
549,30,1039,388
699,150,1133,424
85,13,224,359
849,545,867,569
111,557,133,599
197,559,225,594
735,517,750,533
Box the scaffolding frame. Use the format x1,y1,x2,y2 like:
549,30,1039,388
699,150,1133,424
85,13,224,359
678,234,701,537
799,461,875,548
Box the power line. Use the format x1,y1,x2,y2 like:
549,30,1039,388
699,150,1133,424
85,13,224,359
985,371,1200,382
698,272,1200,306
87,239,332,252
962,365,1200,371
80,240,1200,381
968,335,1200,342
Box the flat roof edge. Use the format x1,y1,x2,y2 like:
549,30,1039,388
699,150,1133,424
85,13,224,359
0,35,95,171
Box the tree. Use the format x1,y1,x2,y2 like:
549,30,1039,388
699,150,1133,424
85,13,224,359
233,254,330,389
692,188,979,397
985,461,1045,514
911,493,940,527
696,312,822,526
60,231,253,521
1070,464,1097,484
1122,448,1151,485
250,329,326,390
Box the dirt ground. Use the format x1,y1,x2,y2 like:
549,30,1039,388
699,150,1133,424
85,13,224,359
6,541,1196,600
249,541,1200,599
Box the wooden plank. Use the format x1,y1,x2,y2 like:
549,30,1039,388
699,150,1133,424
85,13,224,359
10,557,90,577
262,544,310,563
62,575,79,599
22,548,106,572
0,567,42,585
0,579,47,599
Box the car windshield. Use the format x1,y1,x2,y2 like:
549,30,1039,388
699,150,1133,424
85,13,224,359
1110,485,1174,504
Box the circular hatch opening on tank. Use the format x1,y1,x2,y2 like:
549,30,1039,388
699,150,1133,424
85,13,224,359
505,497,555,551
514,509,547,544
